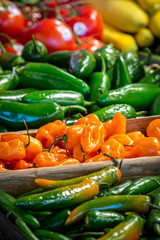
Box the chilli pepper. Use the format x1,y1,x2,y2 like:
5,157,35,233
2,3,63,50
84,152,112,163
139,69,160,86
88,54,111,102
126,131,145,142
74,113,100,125
69,49,96,79
47,50,73,69
16,62,90,96
65,195,151,225
122,175,160,195
15,217,40,240
0,139,26,163
35,229,71,240
80,121,106,153
150,94,160,116
0,101,87,130
0,42,25,70
22,89,94,107
122,50,145,82
147,193,160,236
97,214,144,240
97,83,160,111
65,124,86,153
146,119,160,140
85,210,124,231
124,137,160,158
93,104,137,123
0,70,20,91
93,44,119,71
147,187,160,200
22,35,48,62
103,112,126,138
35,120,67,149
32,151,58,168
1,133,43,161
112,55,132,89
73,144,98,163
15,179,99,211
0,188,40,229
0,88,37,102
57,158,80,166
40,209,71,233
34,165,121,190
101,139,125,159
98,179,133,198
108,134,133,146
12,160,33,170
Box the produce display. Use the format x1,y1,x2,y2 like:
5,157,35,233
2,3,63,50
0,0,160,239
1,167,160,239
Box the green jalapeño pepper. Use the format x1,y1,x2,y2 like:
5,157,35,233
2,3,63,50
93,104,137,122
0,188,40,229
69,49,96,79
139,70,160,86
0,43,25,70
22,35,48,62
47,50,73,69
122,50,145,83
65,195,151,225
40,209,71,233
147,193,160,236
150,94,160,115
34,166,121,190
85,210,124,231
97,83,160,111
0,101,87,130
97,214,144,240
0,70,20,91
94,44,119,71
15,179,99,211
35,229,72,240
112,55,132,89
122,175,160,195
0,88,37,102
22,90,94,107
16,62,90,96
88,55,111,101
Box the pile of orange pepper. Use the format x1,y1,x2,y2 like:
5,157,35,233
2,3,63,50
0,112,160,171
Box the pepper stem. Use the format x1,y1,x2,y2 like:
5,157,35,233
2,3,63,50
22,119,31,149
32,35,38,54
48,135,70,158
141,48,152,66
103,153,119,167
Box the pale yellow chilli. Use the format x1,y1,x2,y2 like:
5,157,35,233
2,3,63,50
135,27,155,47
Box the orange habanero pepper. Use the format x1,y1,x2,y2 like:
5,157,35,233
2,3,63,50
108,134,133,146
146,119,160,140
35,120,67,149
84,152,110,163
74,113,100,125
73,144,98,163
101,139,125,159
80,122,106,153
104,112,126,138
33,151,59,168
57,158,80,166
0,139,26,163
1,133,43,162
12,160,33,170
124,137,160,158
65,124,86,153
127,131,145,142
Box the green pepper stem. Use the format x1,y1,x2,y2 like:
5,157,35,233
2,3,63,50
84,100,95,107
31,35,38,54
0,41,6,53
140,48,152,66
136,111,148,116
103,153,119,167
62,105,87,116
100,54,106,73
22,119,31,149
67,231,105,238
48,134,70,158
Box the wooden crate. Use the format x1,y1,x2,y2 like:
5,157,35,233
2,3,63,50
0,115,160,196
